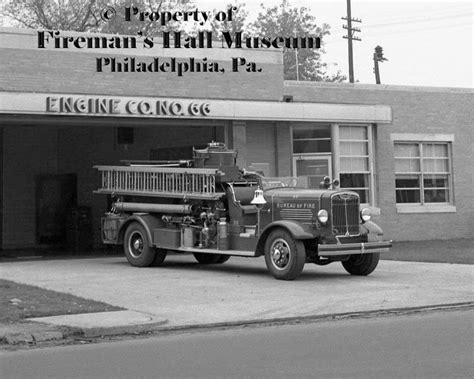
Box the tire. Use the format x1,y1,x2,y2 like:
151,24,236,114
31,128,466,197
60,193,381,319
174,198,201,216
342,253,380,276
152,248,167,266
193,253,221,264
215,255,231,264
264,229,306,280
123,222,155,267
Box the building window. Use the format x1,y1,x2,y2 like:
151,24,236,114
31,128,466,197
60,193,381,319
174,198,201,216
339,125,373,204
292,124,331,154
394,142,452,204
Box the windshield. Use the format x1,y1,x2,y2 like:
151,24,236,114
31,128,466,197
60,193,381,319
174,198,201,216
259,176,307,190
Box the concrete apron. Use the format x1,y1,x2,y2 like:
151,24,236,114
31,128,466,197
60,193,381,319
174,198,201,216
1,255,473,331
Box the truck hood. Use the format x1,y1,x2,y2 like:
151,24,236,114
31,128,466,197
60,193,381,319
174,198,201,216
264,187,360,225
264,187,333,200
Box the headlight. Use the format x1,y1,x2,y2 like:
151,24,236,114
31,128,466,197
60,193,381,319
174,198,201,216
360,208,371,222
317,209,328,224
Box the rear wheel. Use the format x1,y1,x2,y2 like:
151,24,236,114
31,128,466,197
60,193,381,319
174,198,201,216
264,229,306,280
123,222,155,267
342,253,380,276
193,253,222,264
215,255,231,264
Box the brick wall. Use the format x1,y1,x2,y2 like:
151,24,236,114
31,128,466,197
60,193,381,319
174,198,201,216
232,121,289,177
285,82,474,241
245,122,277,176
275,122,292,177
0,28,284,101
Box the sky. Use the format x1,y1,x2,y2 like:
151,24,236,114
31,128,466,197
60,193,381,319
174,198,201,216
197,0,473,88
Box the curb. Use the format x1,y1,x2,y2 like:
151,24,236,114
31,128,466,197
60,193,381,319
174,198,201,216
74,319,169,338
26,310,169,339
1,328,67,346
2,302,473,346
144,301,474,334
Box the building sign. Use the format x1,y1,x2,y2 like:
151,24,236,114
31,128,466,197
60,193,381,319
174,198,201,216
0,92,392,123
45,96,211,117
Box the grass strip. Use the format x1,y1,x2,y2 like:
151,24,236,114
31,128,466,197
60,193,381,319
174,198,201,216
0,279,123,323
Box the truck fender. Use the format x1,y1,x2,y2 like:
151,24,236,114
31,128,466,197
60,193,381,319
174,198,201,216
359,220,384,236
256,220,314,256
119,214,164,247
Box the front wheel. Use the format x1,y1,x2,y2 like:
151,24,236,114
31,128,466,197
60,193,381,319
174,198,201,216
124,222,155,267
264,229,306,280
152,248,168,266
342,253,380,276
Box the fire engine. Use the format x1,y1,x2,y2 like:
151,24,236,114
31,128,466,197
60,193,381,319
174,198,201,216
95,142,391,280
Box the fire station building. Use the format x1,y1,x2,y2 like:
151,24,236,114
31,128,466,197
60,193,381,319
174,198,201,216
0,28,472,251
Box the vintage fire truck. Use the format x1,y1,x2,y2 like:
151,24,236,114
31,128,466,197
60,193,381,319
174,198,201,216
95,142,391,280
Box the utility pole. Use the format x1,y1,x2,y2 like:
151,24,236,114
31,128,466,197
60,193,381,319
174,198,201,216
373,45,388,84
342,0,361,83
295,48,299,80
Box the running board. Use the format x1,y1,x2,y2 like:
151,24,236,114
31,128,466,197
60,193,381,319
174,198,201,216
171,247,257,257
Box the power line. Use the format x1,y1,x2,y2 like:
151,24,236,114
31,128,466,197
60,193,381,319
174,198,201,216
364,21,473,36
364,12,474,28
329,21,473,46
360,4,473,25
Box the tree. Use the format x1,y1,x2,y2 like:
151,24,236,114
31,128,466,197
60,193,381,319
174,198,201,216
208,1,248,37
100,0,195,36
2,0,106,31
249,0,345,82
2,0,194,34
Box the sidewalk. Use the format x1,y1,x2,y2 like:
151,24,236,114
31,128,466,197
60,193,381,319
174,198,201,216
384,238,473,265
1,240,473,347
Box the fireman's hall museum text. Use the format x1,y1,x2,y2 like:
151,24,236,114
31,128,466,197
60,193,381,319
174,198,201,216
37,31,321,75
37,31,321,50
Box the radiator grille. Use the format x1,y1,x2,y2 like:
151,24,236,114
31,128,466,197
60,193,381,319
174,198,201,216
331,193,360,236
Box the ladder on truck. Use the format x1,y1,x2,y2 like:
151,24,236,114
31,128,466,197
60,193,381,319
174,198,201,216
94,165,224,199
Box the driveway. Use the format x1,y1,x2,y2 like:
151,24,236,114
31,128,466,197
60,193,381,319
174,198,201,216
1,254,473,328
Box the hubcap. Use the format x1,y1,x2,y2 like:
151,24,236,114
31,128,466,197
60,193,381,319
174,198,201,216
270,238,291,270
129,232,144,258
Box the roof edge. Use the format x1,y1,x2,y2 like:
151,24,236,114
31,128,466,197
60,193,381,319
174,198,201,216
284,80,474,94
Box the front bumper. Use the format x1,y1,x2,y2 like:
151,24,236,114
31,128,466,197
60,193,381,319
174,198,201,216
318,240,392,257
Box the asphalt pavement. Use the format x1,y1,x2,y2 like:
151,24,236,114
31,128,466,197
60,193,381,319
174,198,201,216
1,248,473,346
2,310,473,378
